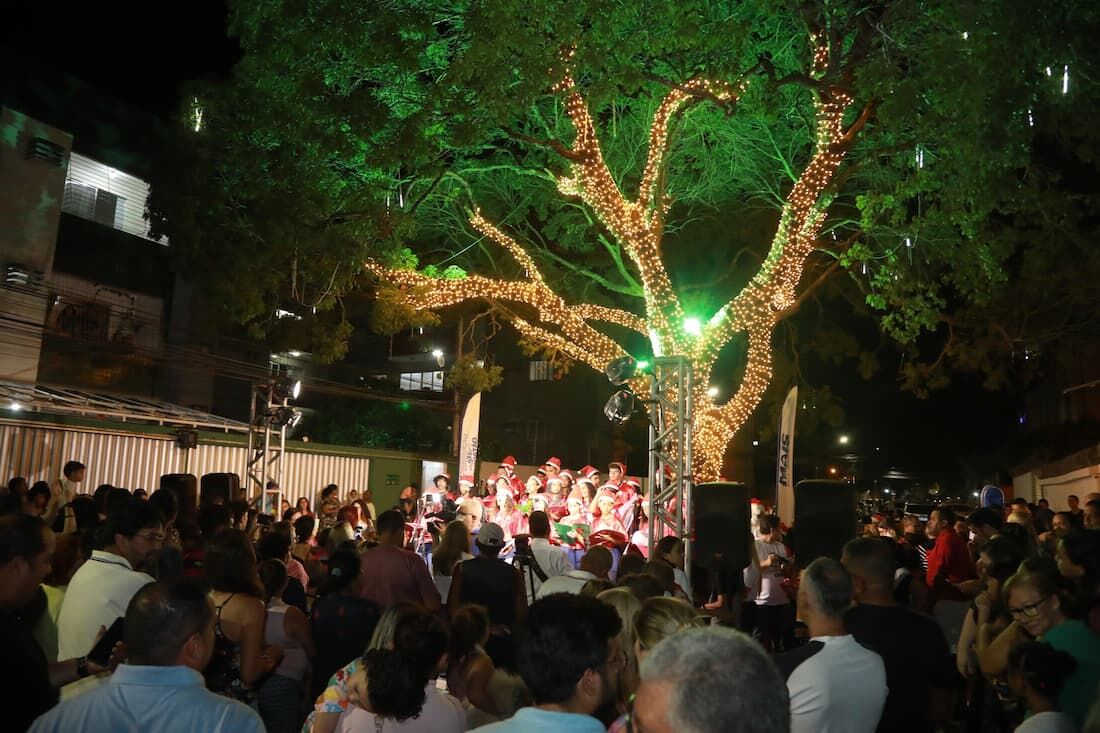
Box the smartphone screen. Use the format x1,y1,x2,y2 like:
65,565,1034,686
87,616,125,667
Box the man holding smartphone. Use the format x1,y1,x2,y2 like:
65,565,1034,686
752,514,796,653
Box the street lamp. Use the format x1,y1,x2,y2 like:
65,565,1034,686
838,434,850,445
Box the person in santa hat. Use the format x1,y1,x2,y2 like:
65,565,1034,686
614,477,642,532
749,498,767,540
607,461,626,487
577,465,600,486
630,498,651,558
558,470,575,495
523,475,543,500
542,456,562,479
545,477,566,509
561,495,589,527
497,455,517,479
494,490,528,542
573,477,596,507
433,473,453,500
592,488,627,534
457,474,476,499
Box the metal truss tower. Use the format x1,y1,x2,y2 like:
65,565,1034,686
646,356,694,578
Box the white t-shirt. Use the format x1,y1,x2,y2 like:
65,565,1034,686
1015,712,1077,733
754,539,790,606
335,683,465,733
779,634,887,733
524,538,572,603
535,570,597,599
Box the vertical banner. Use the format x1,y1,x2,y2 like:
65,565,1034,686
776,385,798,526
458,392,482,480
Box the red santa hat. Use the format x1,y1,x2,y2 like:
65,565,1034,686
433,472,451,483
498,455,517,469
559,470,574,482
543,456,562,471
608,461,626,472
597,485,619,500
622,477,641,491
750,498,763,505
459,474,476,486
578,465,599,479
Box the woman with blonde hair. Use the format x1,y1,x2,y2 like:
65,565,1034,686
610,595,705,733
598,588,641,707
432,520,473,601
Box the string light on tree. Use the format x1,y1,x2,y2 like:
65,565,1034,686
366,31,867,479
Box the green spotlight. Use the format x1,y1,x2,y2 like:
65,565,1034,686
683,317,702,337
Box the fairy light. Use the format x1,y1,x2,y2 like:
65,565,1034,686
365,32,858,480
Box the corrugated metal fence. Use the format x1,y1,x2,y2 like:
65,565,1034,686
0,421,370,504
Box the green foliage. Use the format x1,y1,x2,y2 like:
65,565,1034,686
149,0,1100,400
305,397,450,452
445,355,504,397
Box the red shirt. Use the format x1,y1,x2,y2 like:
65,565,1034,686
358,544,440,608
925,527,974,587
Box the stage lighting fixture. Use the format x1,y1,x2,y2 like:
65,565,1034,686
271,406,302,429
603,387,637,424
605,355,638,386
272,377,302,402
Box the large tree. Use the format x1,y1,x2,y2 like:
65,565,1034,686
151,0,1099,477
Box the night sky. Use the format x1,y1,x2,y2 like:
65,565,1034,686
2,4,1027,491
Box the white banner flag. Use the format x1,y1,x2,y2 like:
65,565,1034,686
776,385,798,526
458,393,482,479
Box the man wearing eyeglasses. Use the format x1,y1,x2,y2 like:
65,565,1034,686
57,497,161,695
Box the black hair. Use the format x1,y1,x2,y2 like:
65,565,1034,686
70,495,98,531
759,514,781,534
7,477,28,495
933,507,957,526
197,504,232,539
321,484,339,499
293,515,316,544
1007,641,1077,700
618,552,646,578
362,648,426,721
258,558,289,600
968,507,1003,531
62,461,85,479
103,497,164,541
203,528,262,598
996,522,1033,550
981,534,1028,584
228,500,250,526
528,511,551,538
256,530,292,562
148,489,179,524
27,482,51,504
616,572,665,601
655,535,682,560
393,606,448,681
376,509,405,535
0,513,48,565
104,488,134,518
516,592,622,704
125,578,213,666
449,604,490,663
92,484,114,513
322,548,362,595
281,508,297,522
1060,530,1100,584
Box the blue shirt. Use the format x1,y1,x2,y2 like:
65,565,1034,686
29,664,264,733
471,706,606,733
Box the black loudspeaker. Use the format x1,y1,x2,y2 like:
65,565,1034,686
159,474,198,515
200,472,240,506
792,480,859,564
693,482,752,575
175,430,198,449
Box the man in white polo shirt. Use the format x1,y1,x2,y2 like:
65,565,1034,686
57,497,162,694
535,546,611,599
775,557,887,733
522,511,571,603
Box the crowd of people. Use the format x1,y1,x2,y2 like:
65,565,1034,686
1,456,1100,732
